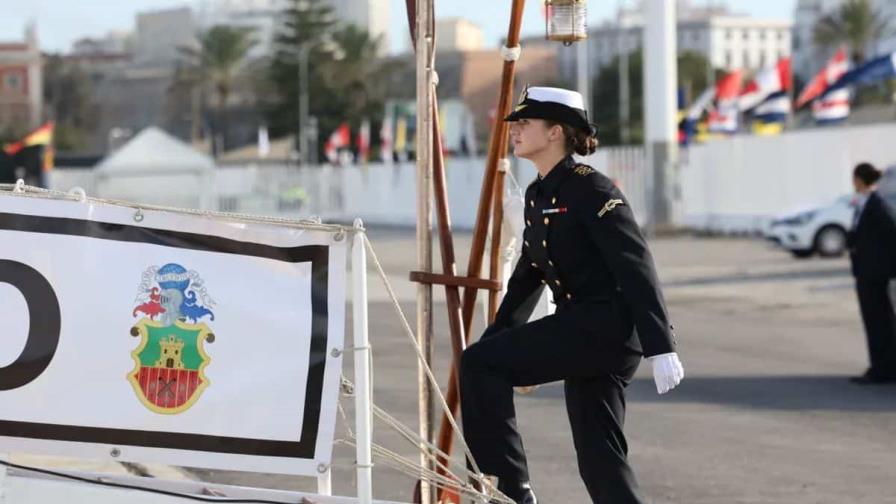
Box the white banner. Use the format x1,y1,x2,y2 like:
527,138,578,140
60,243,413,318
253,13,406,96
0,193,346,475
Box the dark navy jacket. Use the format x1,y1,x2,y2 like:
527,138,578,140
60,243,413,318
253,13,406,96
848,191,896,280
490,155,677,358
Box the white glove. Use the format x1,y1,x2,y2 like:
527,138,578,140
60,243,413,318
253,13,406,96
649,352,684,394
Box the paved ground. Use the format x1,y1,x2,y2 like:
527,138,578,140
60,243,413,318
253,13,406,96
185,230,896,503
18,230,892,503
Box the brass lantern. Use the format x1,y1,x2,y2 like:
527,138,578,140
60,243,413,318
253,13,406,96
545,0,587,45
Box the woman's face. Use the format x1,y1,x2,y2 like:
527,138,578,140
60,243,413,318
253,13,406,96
509,118,558,159
853,176,868,193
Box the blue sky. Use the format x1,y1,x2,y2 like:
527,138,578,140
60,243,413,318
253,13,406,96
0,0,796,54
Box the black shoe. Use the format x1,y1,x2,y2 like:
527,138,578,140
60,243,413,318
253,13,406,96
492,480,537,504
849,369,896,384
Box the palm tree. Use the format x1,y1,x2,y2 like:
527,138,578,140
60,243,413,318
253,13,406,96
323,25,399,131
266,0,342,159
180,25,256,151
813,0,891,64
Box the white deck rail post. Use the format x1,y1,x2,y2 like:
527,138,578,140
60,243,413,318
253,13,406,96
352,219,373,504
316,467,332,496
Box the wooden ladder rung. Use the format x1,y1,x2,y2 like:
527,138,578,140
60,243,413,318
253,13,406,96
409,271,501,291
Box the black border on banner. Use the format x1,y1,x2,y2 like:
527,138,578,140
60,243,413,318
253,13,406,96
0,212,330,460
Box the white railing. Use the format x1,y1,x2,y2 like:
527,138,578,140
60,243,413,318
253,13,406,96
49,150,653,230
680,121,896,233
53,120,896,236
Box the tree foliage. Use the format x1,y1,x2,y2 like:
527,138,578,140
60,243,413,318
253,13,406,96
42,54,98,152
267,0,393,157
813,0,892,64
178,25,257,150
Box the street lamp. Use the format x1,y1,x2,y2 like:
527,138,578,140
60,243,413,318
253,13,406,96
290,1,345,165
545,0,590,111
545,0,588,46
296,37,344,165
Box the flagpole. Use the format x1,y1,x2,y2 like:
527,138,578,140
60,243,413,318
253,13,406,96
643,0,678,230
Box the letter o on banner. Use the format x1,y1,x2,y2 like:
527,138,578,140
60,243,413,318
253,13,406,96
0,260,61,390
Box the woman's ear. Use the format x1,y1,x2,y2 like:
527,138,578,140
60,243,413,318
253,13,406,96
548,124,563,142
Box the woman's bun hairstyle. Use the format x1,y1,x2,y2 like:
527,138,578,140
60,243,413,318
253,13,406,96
854,162,882,185
556,123,599,156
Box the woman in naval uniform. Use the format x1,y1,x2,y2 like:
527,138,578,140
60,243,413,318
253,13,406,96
460,86,684,504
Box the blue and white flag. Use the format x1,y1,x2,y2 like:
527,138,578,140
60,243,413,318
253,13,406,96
752,91,791,124
824,51,896,96
686,86,716,121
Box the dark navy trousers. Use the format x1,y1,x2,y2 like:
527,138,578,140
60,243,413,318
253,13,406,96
460,299,647,503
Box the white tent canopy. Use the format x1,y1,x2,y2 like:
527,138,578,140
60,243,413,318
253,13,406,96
95,127,216,210
97,126,215,174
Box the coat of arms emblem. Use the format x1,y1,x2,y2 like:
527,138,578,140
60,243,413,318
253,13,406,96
128,263,216,414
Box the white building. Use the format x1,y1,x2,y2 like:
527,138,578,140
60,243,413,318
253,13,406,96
71,31,133,57
792,0,896,81
324,0,390,55
134,7,196,65
197,0,283,59
0,24,42,131
435,18,484,53
535,1,791,86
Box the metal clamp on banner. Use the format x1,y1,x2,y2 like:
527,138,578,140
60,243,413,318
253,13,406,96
67,186,87,202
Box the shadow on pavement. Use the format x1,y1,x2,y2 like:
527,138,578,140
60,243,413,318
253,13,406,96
527,375,896,412
664,267,851,288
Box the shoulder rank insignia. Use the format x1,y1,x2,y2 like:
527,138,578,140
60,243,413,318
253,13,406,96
574,165,595,176
598,198,625,218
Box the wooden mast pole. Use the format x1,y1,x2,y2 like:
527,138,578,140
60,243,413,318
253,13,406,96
414,0,436,502
405,2,527,502
434,2,527,501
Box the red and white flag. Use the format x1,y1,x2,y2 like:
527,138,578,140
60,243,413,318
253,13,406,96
739,58,792,111
708,70,742,133
379,115,393,162
796,48,849,109
324,122,350,164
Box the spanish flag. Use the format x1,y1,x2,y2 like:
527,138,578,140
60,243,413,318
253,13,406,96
2,122,55,172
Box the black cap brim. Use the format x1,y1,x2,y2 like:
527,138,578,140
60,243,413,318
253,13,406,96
503,99,592,135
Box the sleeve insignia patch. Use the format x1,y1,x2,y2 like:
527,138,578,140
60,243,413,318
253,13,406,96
598,198,625,218
574,165,595,176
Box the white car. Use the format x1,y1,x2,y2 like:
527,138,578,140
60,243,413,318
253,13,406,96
766,195,854,258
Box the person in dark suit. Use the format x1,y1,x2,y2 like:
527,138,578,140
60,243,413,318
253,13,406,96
459,86,683,504
848,162,896,384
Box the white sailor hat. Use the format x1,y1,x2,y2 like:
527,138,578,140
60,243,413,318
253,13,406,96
504,86,597,137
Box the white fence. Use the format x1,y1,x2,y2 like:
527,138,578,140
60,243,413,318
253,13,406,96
680,122,896,233
52,119,895,236
49,147,652,230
